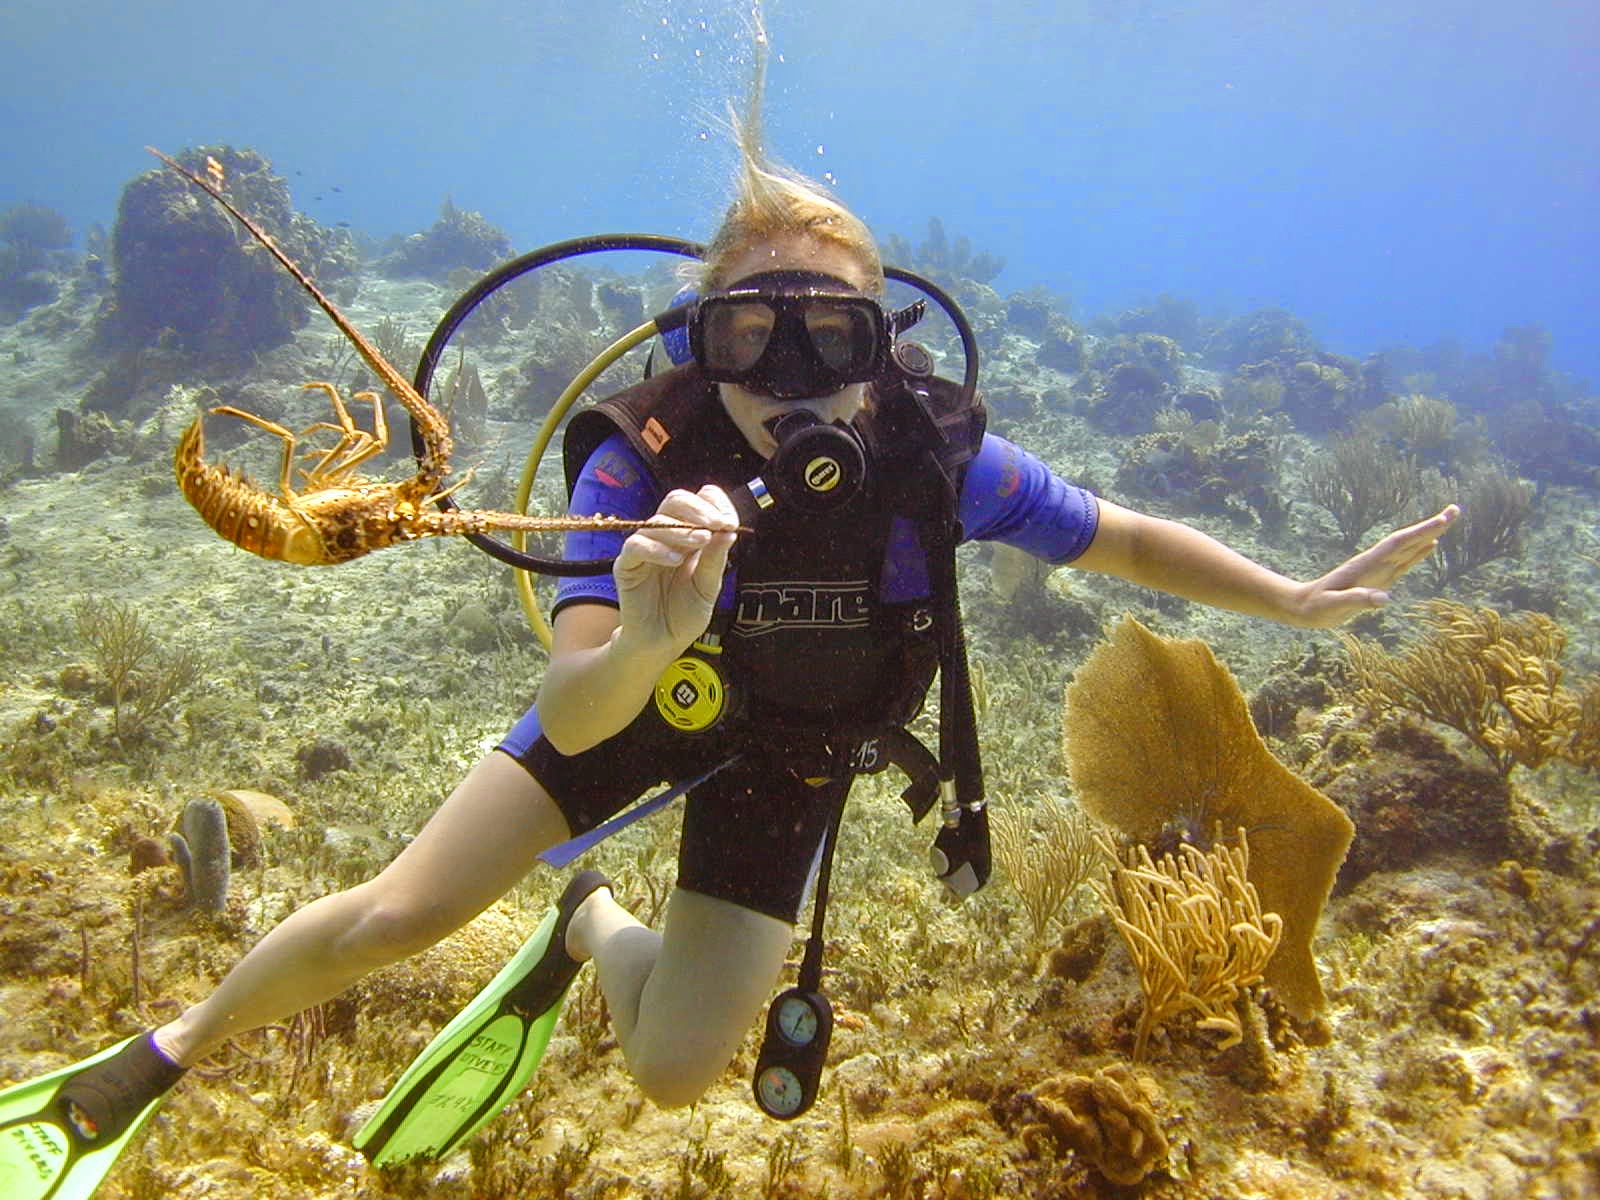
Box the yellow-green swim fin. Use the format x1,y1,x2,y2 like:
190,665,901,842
0,1033,185,1200
353,869,609,1167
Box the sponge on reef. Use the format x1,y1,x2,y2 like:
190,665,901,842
1062,616,1354,1020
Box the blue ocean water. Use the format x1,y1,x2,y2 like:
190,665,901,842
4,0,1596,382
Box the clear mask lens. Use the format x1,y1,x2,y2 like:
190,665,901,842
691,272,887,396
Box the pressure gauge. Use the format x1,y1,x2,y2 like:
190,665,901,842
755,1063,807,1119
775,992,822,1045
752,987,833,1120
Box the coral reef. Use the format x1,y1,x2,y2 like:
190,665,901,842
1114,419,1282,523
55,407,135,468
1306,430,1420,548
881,217,1006,287
1014,1065,1169,1186
1096,293,1203,350
384,198,514,280
1495,397,1600,488
1036,320,1085,374
0,202,72,318
1202,307,1316,369
1078,334,1183,434
1319,719,1513,889
1378,391,1459,467
0,185,1595,1200
1062,616,1355,1019
1426,463,1536,581
102,146,348,355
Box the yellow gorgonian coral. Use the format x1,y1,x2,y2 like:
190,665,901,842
1342,599,1600,777
1093,830,1282,1060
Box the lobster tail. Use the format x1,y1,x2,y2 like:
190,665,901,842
173,414,329,565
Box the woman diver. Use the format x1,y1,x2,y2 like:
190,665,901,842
0,44,1458,1199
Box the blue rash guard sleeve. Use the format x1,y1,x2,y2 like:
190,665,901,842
551,433,660,617
959,433,1100,563
554,430,1096,614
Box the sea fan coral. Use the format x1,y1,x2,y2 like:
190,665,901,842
1061,616,1354,1020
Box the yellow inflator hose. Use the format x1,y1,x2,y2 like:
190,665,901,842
513,318,664,648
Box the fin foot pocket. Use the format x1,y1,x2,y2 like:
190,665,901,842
54,1034,185,1146
0,1032,183,1200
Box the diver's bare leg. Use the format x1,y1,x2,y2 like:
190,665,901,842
154,751,570,1066
568,886,793,1108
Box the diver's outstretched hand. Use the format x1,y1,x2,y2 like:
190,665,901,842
1296,504,1460,628
613,485,739,655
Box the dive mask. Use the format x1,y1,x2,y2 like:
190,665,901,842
689,270,889,399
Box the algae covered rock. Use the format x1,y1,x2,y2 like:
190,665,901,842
101,145,353,356
1324,720,1513,890
385,198,513,280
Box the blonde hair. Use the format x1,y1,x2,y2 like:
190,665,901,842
699,15,883,295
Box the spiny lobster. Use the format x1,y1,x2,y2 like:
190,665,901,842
153,147,702,565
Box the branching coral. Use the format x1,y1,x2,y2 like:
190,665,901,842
73,596,205,743
1342,599,1600,777
1385,392,1458,459
1093,830,1283,1059
1427,463,1535,580
991,796,1099,942
1306,431,1420,549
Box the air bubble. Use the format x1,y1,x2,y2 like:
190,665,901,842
816,145,825,155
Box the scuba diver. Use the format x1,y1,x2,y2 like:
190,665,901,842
0,61,1459,1200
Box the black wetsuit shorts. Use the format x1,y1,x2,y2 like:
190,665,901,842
498,704,845,924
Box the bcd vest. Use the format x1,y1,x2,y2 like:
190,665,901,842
562,364,986,739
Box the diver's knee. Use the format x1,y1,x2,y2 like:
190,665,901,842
628,1047,721,1110
338,885,456,965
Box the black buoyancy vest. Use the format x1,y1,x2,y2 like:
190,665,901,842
562,363,987,737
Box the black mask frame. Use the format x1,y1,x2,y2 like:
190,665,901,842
689,269,888,399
